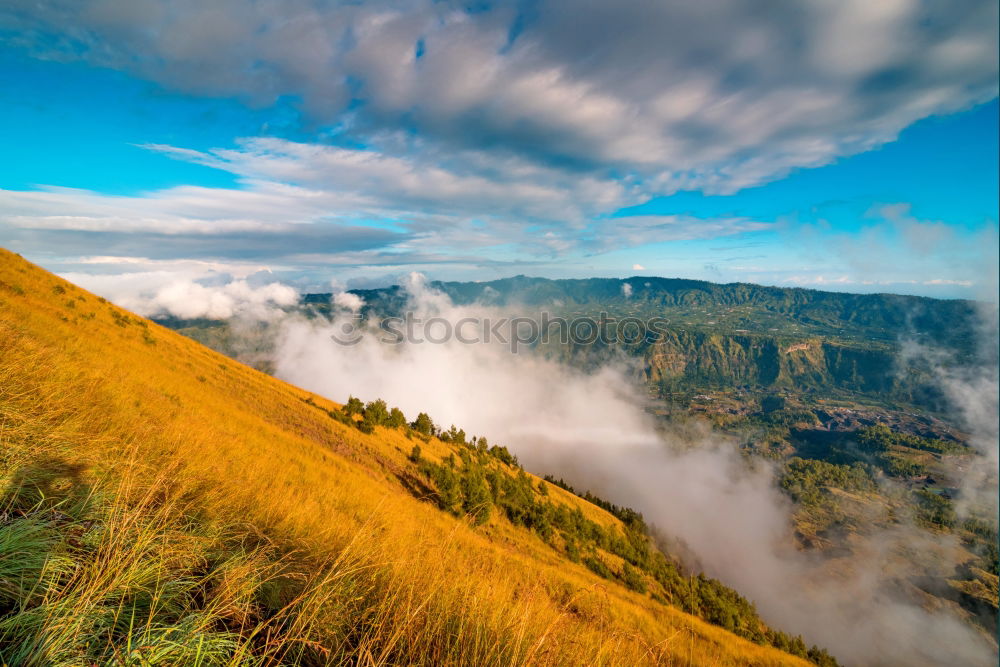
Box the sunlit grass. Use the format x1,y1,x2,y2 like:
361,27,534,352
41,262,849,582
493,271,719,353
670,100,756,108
0,248,808,665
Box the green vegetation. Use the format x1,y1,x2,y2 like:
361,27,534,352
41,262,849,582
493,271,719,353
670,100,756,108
780,458,877,507
914,488,956,529
878,454,926,478
395,415,839,665
410,412,434,436
0,468,308,666
856,424,967,455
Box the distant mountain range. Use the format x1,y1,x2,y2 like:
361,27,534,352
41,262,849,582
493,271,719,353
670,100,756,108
313,275,979,346
301,276,982,411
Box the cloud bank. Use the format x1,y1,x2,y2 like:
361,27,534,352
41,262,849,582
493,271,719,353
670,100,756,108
271,277,997,666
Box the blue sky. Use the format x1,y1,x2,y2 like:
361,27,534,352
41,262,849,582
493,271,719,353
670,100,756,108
0,1,996,307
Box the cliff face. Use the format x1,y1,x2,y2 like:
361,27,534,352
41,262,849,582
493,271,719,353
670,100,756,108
623,332,935,404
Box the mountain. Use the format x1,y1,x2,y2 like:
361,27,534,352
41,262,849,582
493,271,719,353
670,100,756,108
299,276,978,411
337,275,978,343
0,248,828,665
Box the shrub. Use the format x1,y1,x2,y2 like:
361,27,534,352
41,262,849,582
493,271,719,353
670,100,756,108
363,399,389,426
583,557,613,580
388,407,407,428
621,563,647,593
410,412,434,435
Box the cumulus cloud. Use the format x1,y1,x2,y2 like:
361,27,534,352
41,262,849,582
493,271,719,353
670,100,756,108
132,279,297,319
632,264,645,271
62,265,299,320
331,291,365,312
2,0,996,193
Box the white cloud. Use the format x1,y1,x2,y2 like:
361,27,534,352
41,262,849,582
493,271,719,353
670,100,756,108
59,266,299,320
126,278,298,320
783,275,853,286
140,138,629,224
0,140,769,270
331,291,365,312
586,215,770,251
75,255,277,277
792,203,1000,301
3,0,995,193
632,263,645,271
923,278,973,287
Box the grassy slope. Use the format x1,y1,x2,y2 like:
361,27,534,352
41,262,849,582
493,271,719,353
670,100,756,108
0,248,808,666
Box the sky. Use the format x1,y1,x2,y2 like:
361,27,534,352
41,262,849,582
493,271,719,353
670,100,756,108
0,0,997,303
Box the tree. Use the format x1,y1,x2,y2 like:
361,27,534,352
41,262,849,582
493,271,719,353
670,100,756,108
364,399,389,426
408,444,422,463
411,412,434,436
856,424,893,452
489,444,516,466
443,425,466,445
461,466,493,526
621,563,647,593
915,488,956,528
344,395,364,416
388,407,407,428
429,464,461,513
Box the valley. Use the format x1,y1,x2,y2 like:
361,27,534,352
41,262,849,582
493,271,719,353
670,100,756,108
156,274,998,663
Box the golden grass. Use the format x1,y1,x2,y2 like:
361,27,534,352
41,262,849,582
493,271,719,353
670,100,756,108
0,248,808,666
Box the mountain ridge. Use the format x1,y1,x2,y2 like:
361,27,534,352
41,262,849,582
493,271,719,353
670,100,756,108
294,275,978,412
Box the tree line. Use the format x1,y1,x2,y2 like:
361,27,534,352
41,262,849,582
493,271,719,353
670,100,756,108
305,394,839,666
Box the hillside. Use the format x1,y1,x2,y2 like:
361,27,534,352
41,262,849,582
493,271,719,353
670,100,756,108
0,248,824,665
